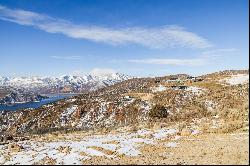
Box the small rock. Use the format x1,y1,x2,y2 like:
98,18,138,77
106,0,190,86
6,135,14,141
0,135,13,142
0,136,4,142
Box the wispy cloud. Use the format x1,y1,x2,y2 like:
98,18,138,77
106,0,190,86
50,56,81,60
0,5,212,49
201,48,238,58
127,48,238,66
128,58,207,66
89,68,116,77
71,69,86,76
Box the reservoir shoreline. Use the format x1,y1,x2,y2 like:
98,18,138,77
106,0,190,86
0,93,78,112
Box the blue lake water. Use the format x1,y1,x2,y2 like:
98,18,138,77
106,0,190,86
0,94,76,111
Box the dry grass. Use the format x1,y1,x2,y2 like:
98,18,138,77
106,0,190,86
89,146,116,155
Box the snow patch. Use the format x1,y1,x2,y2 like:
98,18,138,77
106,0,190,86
166,142,178,148
151,85,167,93
222,74,249,85
191,130,200,135
153,128,178,139
204,100,217,111
0,127,181,164
60,105,78,126
186,86,204,96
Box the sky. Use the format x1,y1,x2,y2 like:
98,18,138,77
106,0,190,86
0,0,249,77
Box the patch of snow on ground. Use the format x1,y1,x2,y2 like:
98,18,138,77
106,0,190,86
153,128,178,139
137,129,152,136
166,142,178,148
191,130,200,135
210,119,223,129
60,105,78,126
186,86,204,96
204,100,217,111
67,99,76,102
0,155,5,164
0,127,181,164
223,74,249,85
173,135,182,140
151,84,167,93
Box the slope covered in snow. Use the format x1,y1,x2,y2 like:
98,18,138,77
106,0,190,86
222,74,249,85
0,73,131,94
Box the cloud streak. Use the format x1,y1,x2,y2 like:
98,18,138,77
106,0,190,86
0,5,212,49
127,48,238,66
128,58,207,66
89,68,116,77
201,48,238,58
50,56,81,60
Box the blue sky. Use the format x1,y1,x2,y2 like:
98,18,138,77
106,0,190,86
0,0,249,77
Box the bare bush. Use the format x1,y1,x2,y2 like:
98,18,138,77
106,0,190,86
149,105,169,118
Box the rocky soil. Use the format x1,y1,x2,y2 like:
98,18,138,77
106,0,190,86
0,124,248,165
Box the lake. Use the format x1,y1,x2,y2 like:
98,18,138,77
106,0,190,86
0,94,77,111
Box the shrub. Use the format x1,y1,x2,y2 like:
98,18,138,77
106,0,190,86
149,105,169,118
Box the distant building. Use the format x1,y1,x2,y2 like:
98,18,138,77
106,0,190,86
171,85,188,90
124,96,130,99
169,76,178,80
154,80,161,83
194,77,203,82
187,76,195,80
164,76,179,83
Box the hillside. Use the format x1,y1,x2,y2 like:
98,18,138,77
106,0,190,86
0,87,48,104
0,69,248,134
0,69,249,165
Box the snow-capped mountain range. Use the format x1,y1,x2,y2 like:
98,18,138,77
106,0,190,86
0,73,131,94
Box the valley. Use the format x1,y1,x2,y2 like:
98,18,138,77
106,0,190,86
0,73,130,110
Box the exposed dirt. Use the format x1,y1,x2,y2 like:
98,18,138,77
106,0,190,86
82,132,249,165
